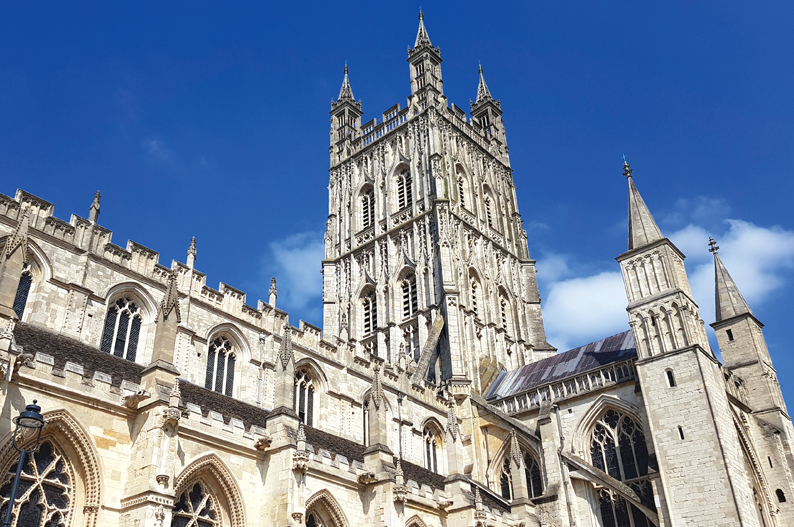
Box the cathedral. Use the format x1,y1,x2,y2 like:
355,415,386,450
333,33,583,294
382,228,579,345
1,12,793,527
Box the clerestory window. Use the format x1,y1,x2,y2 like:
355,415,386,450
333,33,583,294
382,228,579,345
100,297,143,362
424,427,439,473
294,368,315,426
205,336,236,396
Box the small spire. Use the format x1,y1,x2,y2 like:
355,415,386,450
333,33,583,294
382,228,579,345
158,270,181,324
509,428,523,470
88,191,101,223
625,161,664,250
297,422,306,442
414,9,433,48
169,380,181,408
474,486,483,510
712,238,753,322
395,459,404,485
446,401,461,440
1,212,29,266
337,63,355,102
475,63,494,104
187,236,197,268
278,326,294,370
370,366,384,410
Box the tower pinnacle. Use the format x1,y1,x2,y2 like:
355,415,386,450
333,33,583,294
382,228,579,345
475,64,494,104
625,162,664,250
415,10,432,48
711,237,753,322
338,64,355,102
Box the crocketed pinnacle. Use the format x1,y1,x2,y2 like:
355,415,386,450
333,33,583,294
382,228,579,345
710,238,753,322
414,10,433,48
475,64,493,103
158,270,181,324
338,64,355,102
625,162,664,250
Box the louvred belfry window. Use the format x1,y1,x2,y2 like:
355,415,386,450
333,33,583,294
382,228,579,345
458,177,466,209
100,297,143,362
171,482,221,527
204,336,235,397
470,279,479,316
397,171,412,210
0,441,73,527
362,190,375,229
590,409,655,527
402,274,418,319
12,268,33,320
294,368,315,427
485,197,493,228
363,291,377,336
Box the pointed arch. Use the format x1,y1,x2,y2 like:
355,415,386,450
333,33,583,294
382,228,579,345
305,488,349,527
102,281,158,320
486,430,543,498
294,357,329,394
0,409,103,527
572,395,645,455
205,322,252,364
405,514,429,527
174,452,246,527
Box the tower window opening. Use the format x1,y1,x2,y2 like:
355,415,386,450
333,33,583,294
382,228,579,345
458,177,466,209
470,279,479,316
416,62,425,76
768,456,773,468
500,297,508,330
678,426,685,440
777,489,786,503
397,171,413,210
100,297,143,362
362,190,375,229
363,291,378,336
12,267,33,319
205,336,236,396
727,329,734,341
485,197,493,228
666,370,676,387
402,274,418,319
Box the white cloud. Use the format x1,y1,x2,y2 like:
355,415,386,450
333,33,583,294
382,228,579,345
540,214,794,354
143,138,170,161
266,231,325,322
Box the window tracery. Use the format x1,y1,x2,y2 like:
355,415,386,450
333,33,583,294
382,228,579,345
294,368,315,427
457,177,466,209
498,447,542,500
470,278,479,316
171,482,221,527
485,197,493,228
0,441,73,527
13,266,33,320
362,190,375,230
590,409,654,527
100,297,143,362
205,336,236,396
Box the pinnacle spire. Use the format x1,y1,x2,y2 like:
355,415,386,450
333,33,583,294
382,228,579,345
711,237,753,322
475,63,494,103
187,236,197,268
158,270,181,324
414,10,433,48
337,63,355,102
89,191,101,223
624,161,664,250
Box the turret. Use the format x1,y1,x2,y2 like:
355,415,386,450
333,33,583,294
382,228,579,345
407,11,444,108
470,65,506,146
330,64,362,158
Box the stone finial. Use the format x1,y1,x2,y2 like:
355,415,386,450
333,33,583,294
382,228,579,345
414,9,433,48
297,422,306,443
474,63,494,105
158,270,181,324
278,327,294,370
269,277,277,307
395,459,404,485
474,486,483,511
1,212,29,269
509,428,523,470
169,381,181,408
187,237,197,269
337,64,355,102
88,191,101,223
708,236,719,254
623,160,633,179
446,401,460,440
370,366,384,411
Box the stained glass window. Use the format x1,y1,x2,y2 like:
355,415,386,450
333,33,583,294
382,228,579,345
12,269,32,320
171,482,220,527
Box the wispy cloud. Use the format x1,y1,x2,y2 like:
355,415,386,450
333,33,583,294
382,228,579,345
540,205,794,353
265,231,325,324
142,138,170,161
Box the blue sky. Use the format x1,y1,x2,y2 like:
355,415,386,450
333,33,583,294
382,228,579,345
3,2,794,402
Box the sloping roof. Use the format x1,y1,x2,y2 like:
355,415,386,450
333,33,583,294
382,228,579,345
713,251,753,322
486,331,636,401
14,322,144,387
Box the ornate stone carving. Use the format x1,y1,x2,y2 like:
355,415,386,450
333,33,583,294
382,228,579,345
121,390,150,409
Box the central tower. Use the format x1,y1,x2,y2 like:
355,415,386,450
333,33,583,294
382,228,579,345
322,13,554,394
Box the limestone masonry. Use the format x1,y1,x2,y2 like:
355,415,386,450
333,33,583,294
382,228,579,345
0,12,792,527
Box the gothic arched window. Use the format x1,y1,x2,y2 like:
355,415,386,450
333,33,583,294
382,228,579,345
0,440,73,527
363,291,377,336
100,297,143,362
397,171,412,210
498,448,543,500
171,482,221,527
470,277,479,316
204,336,236,396
457,177,466,209
294,368,315,427
362,190,375,229
423,426,439,473
590,409,654,527
12,267,33,320
500,294,509,331
402,274,418,319
485,197,493,228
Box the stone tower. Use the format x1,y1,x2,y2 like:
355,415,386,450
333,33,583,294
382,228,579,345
321,12,553,395
617,162,763,525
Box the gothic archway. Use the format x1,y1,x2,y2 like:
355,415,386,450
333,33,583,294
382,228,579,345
305,489,348,527
173,453,245,527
